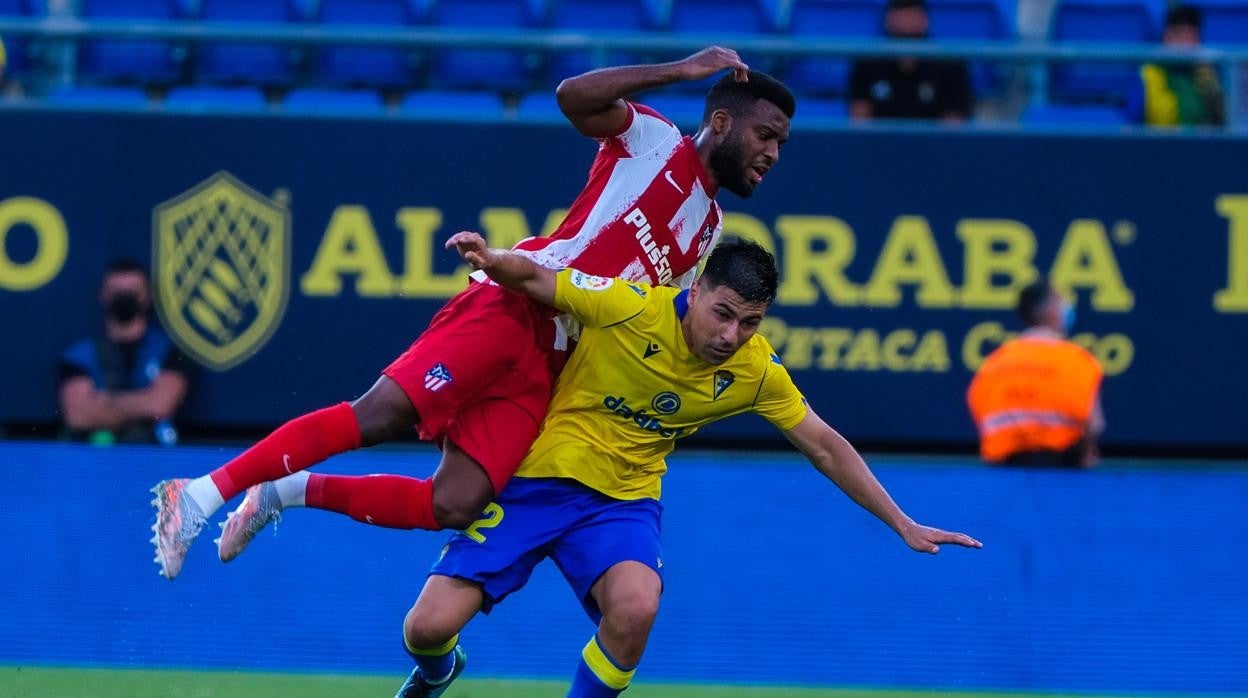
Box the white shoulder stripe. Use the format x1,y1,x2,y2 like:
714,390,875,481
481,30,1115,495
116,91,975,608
618,110,682,158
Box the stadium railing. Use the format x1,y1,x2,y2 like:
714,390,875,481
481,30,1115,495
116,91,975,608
1,14,1245,128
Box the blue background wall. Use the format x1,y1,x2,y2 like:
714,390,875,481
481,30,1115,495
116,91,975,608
2,110,1246,450
1,443,1244,694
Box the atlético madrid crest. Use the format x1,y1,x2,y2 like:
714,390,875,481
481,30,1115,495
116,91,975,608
152,171,291,371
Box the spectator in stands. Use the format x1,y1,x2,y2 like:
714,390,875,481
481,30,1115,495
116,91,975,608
1127,5,1224,127
967,280,1105,468
848,0,974,121
58,259,190,445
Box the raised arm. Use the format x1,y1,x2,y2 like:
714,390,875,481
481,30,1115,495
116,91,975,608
555,46,749,137
783,410,982,554
446,231,555,306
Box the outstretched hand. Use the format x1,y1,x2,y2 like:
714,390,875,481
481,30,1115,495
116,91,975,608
680,46,749,83
445,230,496,271
900,522,982,554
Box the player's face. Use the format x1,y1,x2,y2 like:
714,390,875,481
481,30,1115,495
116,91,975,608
709,100,790,199
684,281,770,365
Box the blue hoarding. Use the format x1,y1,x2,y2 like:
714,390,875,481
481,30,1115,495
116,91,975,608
1,443,1245,694
1,109,1245,448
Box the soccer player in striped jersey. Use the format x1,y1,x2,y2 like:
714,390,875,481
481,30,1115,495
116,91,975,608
382,233,981,697
151,47,797,580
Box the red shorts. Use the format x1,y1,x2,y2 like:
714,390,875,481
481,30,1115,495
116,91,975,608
383,281,566,493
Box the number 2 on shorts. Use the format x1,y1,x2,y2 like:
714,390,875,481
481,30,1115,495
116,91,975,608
464,502,504,543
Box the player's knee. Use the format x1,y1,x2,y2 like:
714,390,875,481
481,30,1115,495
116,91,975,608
603,588,660,637
431,490,482,530
403,606,456,651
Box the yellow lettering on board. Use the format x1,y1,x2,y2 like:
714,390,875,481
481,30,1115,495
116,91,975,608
0,197,69,292
301,206,395,297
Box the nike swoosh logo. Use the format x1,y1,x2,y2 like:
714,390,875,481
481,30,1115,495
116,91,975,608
283,454,293,474
664,170,684,194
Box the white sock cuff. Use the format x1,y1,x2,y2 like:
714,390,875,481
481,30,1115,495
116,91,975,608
185,476,225,516
274,471,311,508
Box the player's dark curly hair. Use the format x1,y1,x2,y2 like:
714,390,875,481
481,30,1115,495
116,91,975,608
1016,279,1054,327
703,70,796,123
700,237,778,304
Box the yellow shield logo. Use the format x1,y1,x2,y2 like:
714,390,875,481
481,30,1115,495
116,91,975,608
152,172,290,371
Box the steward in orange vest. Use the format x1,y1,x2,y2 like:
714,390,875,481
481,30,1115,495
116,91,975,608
967,281,1105,467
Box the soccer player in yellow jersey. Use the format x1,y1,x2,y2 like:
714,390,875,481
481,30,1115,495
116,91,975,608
385,233,982,698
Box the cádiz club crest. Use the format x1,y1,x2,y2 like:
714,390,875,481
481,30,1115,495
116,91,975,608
152,172,291,371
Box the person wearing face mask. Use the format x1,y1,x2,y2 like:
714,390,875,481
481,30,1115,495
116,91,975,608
58,259,190,445
967,280,1106,468
847,0,973,121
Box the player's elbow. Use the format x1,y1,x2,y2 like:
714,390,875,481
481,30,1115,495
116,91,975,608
554,78,602,136
555,78,582,115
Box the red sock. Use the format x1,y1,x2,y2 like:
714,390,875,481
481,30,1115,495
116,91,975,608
305,473,442,531
209,402,361,501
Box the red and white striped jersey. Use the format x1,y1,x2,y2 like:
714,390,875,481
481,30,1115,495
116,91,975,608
513,102,723,289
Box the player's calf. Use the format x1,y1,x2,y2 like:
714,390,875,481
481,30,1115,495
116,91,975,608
593,562,662,666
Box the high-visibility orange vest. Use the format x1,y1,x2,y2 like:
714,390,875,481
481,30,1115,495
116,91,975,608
967,335,1103,462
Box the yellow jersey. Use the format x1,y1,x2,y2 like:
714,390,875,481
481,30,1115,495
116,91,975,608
515,269,808,500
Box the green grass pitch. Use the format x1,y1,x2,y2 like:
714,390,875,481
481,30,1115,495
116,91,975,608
0,666,1195,698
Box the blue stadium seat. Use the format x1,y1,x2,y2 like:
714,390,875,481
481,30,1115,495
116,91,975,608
516,90,564,122
638,92,706,130
0,0,31,17
430,0,534,91
0,0,37,76
669,0,773,33
79,0,183,83
45,84,151,108
282,87,387,114
195,0,300,85
1050,0,1160,102
315,0,415,88
1021,102,1127,126
1187,0,1248,45
164,85,268,112
927,0,1012,94
783,0,886,96
666,0,775,93
800,97,849,121
546,0,650,84
400,89,504,119
929,0,1011,37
